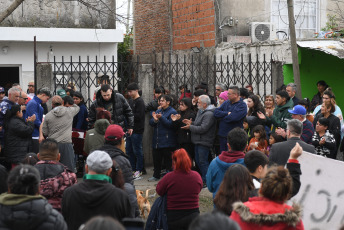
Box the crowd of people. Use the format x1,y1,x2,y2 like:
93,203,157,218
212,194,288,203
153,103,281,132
0,77,343,230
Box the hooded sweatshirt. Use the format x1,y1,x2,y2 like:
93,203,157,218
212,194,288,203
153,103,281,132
206,150,245,198
62,179,131,230
83,119,110,154
0,193,67,230
42,104,80,143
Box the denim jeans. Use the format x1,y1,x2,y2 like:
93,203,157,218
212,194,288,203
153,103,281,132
194,144,210,183
126,133,144,172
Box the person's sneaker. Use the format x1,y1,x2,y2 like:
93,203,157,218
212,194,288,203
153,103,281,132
202,182,207,189
148,176,160,182
133,171,142,179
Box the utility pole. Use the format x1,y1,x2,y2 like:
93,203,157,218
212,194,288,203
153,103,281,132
287,0,302,99
126,0,131,34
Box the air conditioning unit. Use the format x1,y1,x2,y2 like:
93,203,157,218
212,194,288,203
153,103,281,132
250,22,277,43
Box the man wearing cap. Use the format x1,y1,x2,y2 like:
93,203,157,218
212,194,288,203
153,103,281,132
26,87,51,153
57,89,67,98
98,124,133,184
275,105,314,144
126,82,145,179
0,87,6,103
62,150,131,230
42,95,79,171
88,84,134,133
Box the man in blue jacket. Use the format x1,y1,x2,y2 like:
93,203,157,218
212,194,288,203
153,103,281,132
206,127,247,199
25,87,51,153
214,86,247,153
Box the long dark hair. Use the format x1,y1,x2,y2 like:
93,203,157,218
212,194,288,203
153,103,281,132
180,97,194,119
252,125,267,146
4,104,21,130
248,95,265,116
73,91,85,105
214,164,254,215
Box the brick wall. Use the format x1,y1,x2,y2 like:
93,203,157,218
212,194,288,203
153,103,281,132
172,0,216,50
134,0,171,57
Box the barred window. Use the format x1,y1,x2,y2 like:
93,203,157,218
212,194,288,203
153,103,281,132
271,0,319,39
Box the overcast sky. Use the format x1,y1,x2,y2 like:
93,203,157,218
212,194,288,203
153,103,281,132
116,0,133,33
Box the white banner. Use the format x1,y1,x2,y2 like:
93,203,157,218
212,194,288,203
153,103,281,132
289,151,344,230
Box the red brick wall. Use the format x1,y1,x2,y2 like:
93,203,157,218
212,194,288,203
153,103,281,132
134,0,170,56
172,0,216,50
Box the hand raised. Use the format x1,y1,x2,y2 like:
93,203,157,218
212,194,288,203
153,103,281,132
289,142,303,160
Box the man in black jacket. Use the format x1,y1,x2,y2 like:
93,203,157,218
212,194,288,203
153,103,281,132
269,119,315,166
98,124,134,184
62,150,131,230
88,84,134,133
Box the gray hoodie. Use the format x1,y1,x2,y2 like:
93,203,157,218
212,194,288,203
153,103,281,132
190,105,216,148
43,104,80,143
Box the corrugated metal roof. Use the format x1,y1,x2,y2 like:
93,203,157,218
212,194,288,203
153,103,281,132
297,40,344,59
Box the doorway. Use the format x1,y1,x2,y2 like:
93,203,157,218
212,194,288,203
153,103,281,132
0,67,20,95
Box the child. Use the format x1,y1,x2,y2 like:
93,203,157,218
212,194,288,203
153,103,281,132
266,133,284,155
247,125,268,152
243,117,251,138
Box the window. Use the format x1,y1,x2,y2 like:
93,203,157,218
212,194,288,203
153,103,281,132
271,0,319,39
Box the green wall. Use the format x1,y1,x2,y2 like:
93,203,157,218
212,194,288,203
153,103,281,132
283,47,344,111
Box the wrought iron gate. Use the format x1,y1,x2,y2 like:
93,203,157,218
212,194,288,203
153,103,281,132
154,53,273,100
44,56,139,108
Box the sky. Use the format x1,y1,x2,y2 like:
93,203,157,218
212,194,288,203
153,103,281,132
116,0,133,34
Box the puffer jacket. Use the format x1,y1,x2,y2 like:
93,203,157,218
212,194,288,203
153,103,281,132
149,106,178,149
266,99,293,132
35,161,77,212
98,144,134,185
42,104,80,143
83,119,110,155
88,90,134,129
0,193,67,230
190,105,216,148
4,117,34,164
230,197,304,230
72,103,88,130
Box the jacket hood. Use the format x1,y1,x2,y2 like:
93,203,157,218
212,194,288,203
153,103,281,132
51,106,68,117
205,104,216,112
0,193,52,230
219,150,245,163
71,180,116,208
0,193,45,206
99,144,128,159
35,161,66,180
277,99,294,111
215,155,245,171
232,197,302,227
94,119,111,135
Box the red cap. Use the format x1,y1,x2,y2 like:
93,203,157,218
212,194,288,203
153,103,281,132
105,124,125,141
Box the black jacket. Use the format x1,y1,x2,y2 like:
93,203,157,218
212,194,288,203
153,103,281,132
269,137,315,166
313,113,341,150
62,179,131,230
4,117,34,163
0,193,67,230
88,90,134,129
98,144,134,184
172,110,196,145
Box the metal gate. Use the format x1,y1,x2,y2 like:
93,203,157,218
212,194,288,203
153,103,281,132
154,52,273,100
45,56,139,108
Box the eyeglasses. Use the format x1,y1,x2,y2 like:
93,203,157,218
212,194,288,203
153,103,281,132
28,85,34,87
20,97,28,100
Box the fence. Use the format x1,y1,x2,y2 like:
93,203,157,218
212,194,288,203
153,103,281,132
154,52,273,100
37,56,140,108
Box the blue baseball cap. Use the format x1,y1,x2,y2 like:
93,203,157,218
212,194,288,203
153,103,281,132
288,105,306,115
0,87,4,93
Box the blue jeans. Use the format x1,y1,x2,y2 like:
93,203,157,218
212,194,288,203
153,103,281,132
194,144,210,183
126,133,143,172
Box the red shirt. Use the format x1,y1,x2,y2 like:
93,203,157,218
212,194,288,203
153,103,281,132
156,170,202,210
